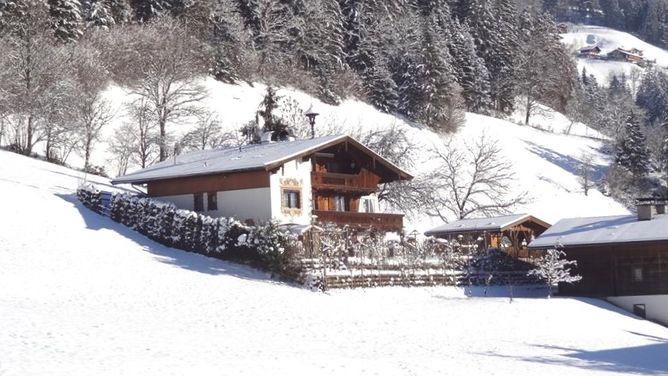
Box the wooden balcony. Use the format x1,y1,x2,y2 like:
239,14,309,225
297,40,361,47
311,171,379,194
313,210,404,232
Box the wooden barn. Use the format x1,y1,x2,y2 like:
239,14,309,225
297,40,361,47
424,214,551,258
529,199,668,325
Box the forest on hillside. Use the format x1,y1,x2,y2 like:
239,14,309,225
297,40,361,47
0,0,574,158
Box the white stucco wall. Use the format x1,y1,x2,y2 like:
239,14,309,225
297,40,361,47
270,157,313,225
153,188,272,223
607,295,668,326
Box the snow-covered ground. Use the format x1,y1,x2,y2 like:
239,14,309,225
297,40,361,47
1,149,667,375
91,78,629,231
561,25,668,85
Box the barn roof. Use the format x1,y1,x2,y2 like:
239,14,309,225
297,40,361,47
424,214,550,237
528,214,668,249
111,134,413,185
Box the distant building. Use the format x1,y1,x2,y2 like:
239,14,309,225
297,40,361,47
529,199,668,325
112,134,412,232
578,45,601,58
425,214,551,258
606,48,643,63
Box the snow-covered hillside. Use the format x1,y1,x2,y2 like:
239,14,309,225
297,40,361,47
562,25,668,84
94,79,629,230
1,149,667,375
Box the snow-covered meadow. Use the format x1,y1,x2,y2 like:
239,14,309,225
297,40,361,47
92,78,628,232
1,149,667,375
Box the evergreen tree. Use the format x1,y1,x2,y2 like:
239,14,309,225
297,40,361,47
258,86,290,140
130,0,167,21
82,0,114,29
616,112,650,178
447,18,491,112
48,0,84,43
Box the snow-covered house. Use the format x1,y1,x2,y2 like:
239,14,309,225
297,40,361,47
606,47,643,63
578,45,601,58
529,199,668,325
111,134,412,232
425,214,551,258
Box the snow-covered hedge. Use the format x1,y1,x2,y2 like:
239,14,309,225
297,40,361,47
76,184,103,214
77,186,294,274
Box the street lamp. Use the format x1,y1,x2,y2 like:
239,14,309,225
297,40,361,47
305,104,319,139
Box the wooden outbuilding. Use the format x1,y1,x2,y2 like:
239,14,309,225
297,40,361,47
424,214,551,258
529,199,668,325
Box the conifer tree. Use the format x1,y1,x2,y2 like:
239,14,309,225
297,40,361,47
616,112,650,178
48,0,84,43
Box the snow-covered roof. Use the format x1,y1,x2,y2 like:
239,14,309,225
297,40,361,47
424,214,548,237
111,134,412,184
528,214,668,249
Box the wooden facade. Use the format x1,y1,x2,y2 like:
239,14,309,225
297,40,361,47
146,170,270,197
310,143,404,232
558,243,668,297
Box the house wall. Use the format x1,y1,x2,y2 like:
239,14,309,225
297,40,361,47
152,188,273,223
558,243,668,297
146,170,270,197
270,157,313,225
607,295,668,326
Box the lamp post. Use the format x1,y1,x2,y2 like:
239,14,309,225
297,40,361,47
305,105,319,139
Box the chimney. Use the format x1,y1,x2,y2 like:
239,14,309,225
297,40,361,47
637,202,653,221
260,131,274,144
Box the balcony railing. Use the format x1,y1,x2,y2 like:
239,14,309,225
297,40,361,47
311,171,379,193
313,210,404,232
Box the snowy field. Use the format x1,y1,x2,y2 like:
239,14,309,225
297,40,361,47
561,25,668,85
1,149,667,375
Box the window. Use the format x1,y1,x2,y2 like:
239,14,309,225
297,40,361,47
194,193,204,212
207,192,218,211
632,266,643,283
362,198,375,213
283,190,301,209
334,195,346,212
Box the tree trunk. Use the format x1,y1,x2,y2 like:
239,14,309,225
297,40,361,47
159,116,167,161
525,96,531,125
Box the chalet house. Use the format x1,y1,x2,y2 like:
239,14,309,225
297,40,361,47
529,199,668,325
578,45,601,59
606,47,643,63
111,134,412,232
424,214,551,258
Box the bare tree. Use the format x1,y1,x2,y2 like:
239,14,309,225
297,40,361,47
70,44,115,171
577,152,595,196
427,134,527,221
0,1,71,155
107,122,135,176
102,18,209,161
180,111,235,151
125,99,158,169
528,248,582,298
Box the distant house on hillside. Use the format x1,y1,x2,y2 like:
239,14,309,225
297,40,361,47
606,47,643,63
578,45,601,58
529,198,668,325
111,134,412,232
425,214,551,258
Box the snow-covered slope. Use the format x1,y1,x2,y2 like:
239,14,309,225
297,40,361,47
1,149,667,375
561,25,668,84
94,79,628,230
